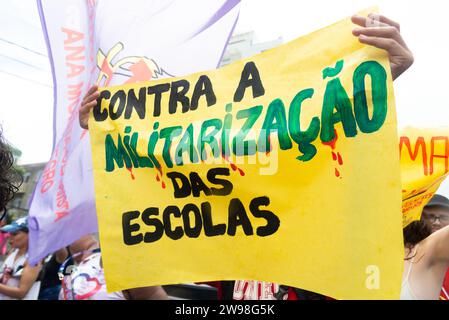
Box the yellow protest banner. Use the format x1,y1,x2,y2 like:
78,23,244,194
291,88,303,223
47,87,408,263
400,127,449,227
89,13,403,299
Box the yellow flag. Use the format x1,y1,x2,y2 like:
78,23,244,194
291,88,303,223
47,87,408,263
400,127,449,226
89,12,403,299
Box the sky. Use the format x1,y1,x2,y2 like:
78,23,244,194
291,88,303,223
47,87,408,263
0,0,448,196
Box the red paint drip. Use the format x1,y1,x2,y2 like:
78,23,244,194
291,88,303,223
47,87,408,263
154,167,166,189
266,135,272,155
322,130,343,179
126,167,135,180
222,155,232,168
322,129,338,150
222,155,245,177
337,153,343,165
332,152,337,161
335,168,340,178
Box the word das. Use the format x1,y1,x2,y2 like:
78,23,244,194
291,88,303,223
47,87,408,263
166,168,233,198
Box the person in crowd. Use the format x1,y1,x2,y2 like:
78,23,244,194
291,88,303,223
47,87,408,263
78,12,414,300
0,130,41,300
0,215,11,257
0,217,42,300
0,128,20,222
38,247,69,300
419,194,449,300
401,194,449,300
59,234,167,300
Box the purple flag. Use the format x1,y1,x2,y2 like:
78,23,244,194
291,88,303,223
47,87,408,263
29,0,241,265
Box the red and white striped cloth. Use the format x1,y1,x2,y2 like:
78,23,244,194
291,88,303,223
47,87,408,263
441,269,449,300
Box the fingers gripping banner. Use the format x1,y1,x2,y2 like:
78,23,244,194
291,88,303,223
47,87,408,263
400,127,449,227
90,14,403,299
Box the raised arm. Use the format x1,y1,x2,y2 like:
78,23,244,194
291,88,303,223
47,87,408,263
427,225,449,267
0,262,41,299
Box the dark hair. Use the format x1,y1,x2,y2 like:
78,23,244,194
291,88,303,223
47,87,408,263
0,130,22,220
403,220,431,248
